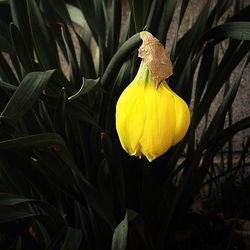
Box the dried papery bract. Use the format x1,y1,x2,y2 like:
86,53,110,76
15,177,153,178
138,31,173,86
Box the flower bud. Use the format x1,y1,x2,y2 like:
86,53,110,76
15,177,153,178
115,62,190,161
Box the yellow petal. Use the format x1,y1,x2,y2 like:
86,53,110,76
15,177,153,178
116,78,145,156
172,94,190,145
139,80,176,161
165,85,191,145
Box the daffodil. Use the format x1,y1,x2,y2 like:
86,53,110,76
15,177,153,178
115,61,190,161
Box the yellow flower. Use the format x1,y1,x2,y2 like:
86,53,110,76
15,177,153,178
115,62,190,161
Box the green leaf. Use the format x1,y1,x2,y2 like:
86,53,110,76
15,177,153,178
66,4,85,27
97,160,115,213
77,0,98,41
64,101,100,128
73,170,116,229
60,24,81,88
119,12,132,44
35,200,67,231
68,77,100,100
0,70,56,124
66,4,92,46
131,0,151,32
61,227,82,250
0,33,15,53
10,0,33,50
36,150,77,198
101,33,141,89
31,219,51,249
26,0,59,69
173,54,193,100
157,0,177,44
94,0,107,41
48,0,72,26
0,19,10,41
0,52,19,85
9,54,22,81
194,42,215,107
204,117,250,152
230,5,250,22
57,5,93,76
107,0,121,56
199,54,249,148
195,41,250,126
172,0,210,78
0,133,64,149
0,1,9,4
0,79,17,91
0,206,36,223
0,193,32,205
0,2,11,24
110,59,131,96
200,22,250,43
146,0,164,35
0,133,79,199
0,158,26,194
37,99,54,131
100,133,126,215
10,23,34,72
74,201,92,245
76,32,96,78
54,87,67,135
0,132,115,228
111,212,128,250
190,117,250,201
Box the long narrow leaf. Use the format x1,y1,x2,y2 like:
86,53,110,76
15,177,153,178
195,41,250,125
111,212,128,250
157,0,177,44
60,25,81,88
1,70,56,123
48,0,73,26
0,52,19,85
200,22,250,44
61,227,82,250
0,193,32,205
26,0,59,69
107,0,121,56
199,54,249,147
68,78,100,100
10,0,33,51
77,0,98,41
101,33,141,89
0,34,14,54
0,206,37,223
10,23,34,73
66,4,92,47
0,79,17,91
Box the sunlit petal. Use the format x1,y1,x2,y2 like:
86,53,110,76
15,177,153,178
172,94,190,145
139,81,176,161
116,79,145,156
165,85,191,145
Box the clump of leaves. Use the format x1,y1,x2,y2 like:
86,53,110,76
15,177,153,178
0,0,249,249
